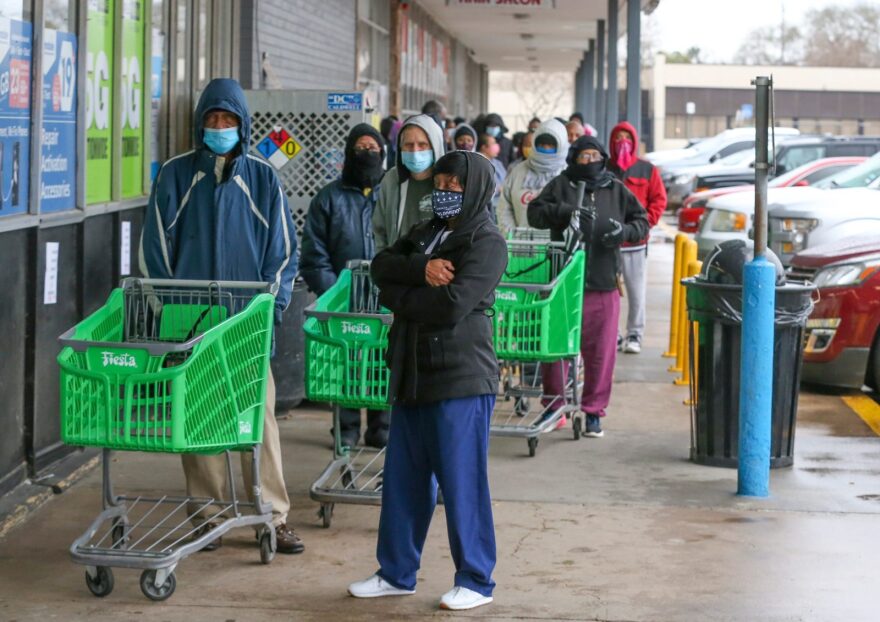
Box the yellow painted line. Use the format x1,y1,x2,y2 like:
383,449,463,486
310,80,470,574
842,395,880,436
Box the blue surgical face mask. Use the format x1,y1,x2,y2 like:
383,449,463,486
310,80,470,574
401,149,434,174
535,144,557,154
203,127,240,154
432,189,464,220
486,125,501,138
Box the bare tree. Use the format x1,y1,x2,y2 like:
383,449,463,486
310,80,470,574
802,3,880,68
734,25,803,65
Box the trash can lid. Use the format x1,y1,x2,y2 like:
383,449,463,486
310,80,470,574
701,240,786,285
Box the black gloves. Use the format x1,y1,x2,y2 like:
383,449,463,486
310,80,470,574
600,218,624,247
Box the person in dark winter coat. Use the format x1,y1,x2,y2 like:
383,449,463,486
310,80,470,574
483,113,515,169
348,151,506,611
528,135,648,439
607,121,667,355
300,123,391,448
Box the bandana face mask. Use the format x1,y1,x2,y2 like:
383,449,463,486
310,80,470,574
431,189,464,220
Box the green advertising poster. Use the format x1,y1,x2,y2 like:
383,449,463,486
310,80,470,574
86,0,114,204
121,0,145,198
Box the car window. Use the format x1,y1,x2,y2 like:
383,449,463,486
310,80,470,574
777,146,826,174
827,144,870,157
803,165,850,184
818,152,880,188
715,140,754,160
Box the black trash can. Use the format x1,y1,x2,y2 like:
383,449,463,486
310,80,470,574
684,241,815,469
271,280,311,411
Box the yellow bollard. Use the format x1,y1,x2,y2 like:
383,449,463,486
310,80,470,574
663,233,688,359
675,260,703,394
668,237,693,373
672,248,699,379
681,259,703,400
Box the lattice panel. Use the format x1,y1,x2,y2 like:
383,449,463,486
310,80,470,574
249,110,355,238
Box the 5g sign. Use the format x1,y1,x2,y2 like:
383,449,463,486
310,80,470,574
85,50,110,130
122,55,141,130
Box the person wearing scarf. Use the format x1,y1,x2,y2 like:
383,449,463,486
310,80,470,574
300,122,390,448
527,135,649,439
607,121,667,355
348,151,507,611
497,118,570,236
453,123,477,151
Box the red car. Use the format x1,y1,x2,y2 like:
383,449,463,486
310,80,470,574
790,236,880,389
677,157,866,233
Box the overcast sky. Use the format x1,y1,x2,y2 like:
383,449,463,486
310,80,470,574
649,0,869,62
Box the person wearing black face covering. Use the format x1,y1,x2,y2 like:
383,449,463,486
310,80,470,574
300,123,390,448
527,135,648,439
347,152,506,611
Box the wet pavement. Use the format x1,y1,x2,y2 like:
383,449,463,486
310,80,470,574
0,222,877,621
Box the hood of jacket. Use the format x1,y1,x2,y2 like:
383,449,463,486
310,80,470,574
194,78,251,150
609,120,639,166
395,114,446,182
453,123,477,151
527,118,570,175
484,113,508,135
426,151,496,239
341,122,386,190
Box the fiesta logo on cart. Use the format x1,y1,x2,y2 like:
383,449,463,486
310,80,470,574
239,421,253,435
495,290,519,302
101,352,138,368
341,321,372,336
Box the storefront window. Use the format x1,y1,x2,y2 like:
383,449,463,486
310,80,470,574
120,0,145,198
85,0,113,204
41,0,78,213
0,1,32,218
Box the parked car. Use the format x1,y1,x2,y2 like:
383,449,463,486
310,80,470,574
689,136,880,196
791,236,880,390
696,153,880,260
650,127,801,208
677,157,866,233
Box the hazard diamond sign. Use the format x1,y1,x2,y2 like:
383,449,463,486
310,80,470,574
256,125,303,170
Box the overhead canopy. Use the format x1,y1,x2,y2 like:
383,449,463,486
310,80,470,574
417,0,660,72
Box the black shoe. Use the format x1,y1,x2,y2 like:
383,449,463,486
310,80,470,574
363,428,388,449
332,427,360,449
275,524,305,554
584,414,604,438
192,522,222,552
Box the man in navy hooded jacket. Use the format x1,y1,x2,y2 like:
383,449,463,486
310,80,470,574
140,78,303,554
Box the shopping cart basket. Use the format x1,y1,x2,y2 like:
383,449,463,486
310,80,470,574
58,278,277,601
304,262,390,527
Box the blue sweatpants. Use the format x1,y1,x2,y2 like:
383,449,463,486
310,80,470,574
376,394,497,597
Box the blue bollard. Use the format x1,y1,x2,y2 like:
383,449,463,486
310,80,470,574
737,256,776,497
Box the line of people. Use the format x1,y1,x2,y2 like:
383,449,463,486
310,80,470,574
140,78,665,612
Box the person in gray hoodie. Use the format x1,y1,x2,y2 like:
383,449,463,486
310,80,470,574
372,114,446,252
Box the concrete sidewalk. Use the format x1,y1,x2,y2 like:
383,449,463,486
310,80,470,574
1,229,878,622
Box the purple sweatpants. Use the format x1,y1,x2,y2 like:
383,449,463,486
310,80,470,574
541,289,621,417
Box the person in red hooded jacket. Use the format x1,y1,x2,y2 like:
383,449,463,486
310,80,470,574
607,121,667,354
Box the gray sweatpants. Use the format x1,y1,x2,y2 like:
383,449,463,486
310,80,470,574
620,247,647,339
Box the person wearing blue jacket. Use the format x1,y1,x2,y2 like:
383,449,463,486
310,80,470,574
300,123,391,448
139,78,304,555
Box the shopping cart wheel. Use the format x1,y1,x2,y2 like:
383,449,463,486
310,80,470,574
85,566,114,598
527,437,538,457
573,416,582,441
140,569,176,602
320,503,334,528
259,531,276,564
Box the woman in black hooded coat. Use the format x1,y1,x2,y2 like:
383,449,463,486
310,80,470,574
347,151,507,611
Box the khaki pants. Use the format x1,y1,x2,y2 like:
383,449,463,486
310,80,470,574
182,371,290,526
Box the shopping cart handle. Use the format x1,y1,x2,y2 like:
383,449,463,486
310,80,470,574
120,277,277,294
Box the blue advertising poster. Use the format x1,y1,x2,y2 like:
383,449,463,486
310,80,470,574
0,18,32,217
41,29,77,213
150,28,163,181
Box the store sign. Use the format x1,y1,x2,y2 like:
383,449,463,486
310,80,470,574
86,1,113,204
121,0,145,198
327,93,362,111
41,29,77,213
447,0,557,7
0,17,32,217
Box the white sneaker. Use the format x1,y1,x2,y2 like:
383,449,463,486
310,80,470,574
348,574,415,598
623,336,642,354
439,586,493,610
